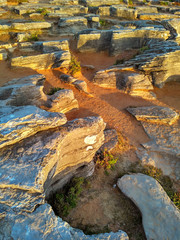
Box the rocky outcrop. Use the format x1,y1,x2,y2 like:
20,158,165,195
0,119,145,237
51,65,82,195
117,174,180,240
127,106,179,125
11,50,71,70
58,17,88,34
127,106,180,181
34,40,69,53
76,28,170,54
162,18,180,39
0,203,128,240
0,105,67,149
93,69,154,96
0,74,47,107
47,89,79,113
11,22,51,30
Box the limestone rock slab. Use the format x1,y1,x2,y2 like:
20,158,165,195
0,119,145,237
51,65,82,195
0,116,105,195
47,89,79,113
12,22,51,30
0,105,67,149
11,51,71,70
118,174,180,240
127,106,179,125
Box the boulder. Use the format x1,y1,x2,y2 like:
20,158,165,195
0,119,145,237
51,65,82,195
0,203,128,240
110,28,170,55
11,50,71,70
79,0,122,7
72,80,88,92
0,116,105,196
93,69,153,92
161,18,180,38
11,22,51,30
58,17,88,34
128,106,180,180
34,40,69,53
0,74,47,107
0,105,67,149
138,13,180,20
110,6,138,20
117,174,180,240
47,89,79,113
127,106,179,125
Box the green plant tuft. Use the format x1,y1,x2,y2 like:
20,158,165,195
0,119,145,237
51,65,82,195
36,8,49,16
24,32,39,42
95,150,118,173
69,56,81,76
55,177,84,217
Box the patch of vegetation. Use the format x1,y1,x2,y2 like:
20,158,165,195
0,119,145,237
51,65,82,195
53,177,85,217
48,87,64,95
99,19,108,27
36,8,49,16
24,32,39,42
69,55,81,76
95,150,118,173
119,163,180,210
128,0,134,6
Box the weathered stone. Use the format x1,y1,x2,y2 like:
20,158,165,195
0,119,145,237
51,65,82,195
110,6,138,20
0,0,7,6
0,49,7,60
49,0,78,4
11,22,51,30
0,116,105,195
0,105,67,149
34,40,69,53
93,69,153,92
86,14,100,28
161,18,180,38
128,90,156,100
77,30,112,52
11,50,71,70
127,106,179,125
58,17,88,34
54,5,88,15
117,174,180,240
72,80,88,92
136,6,158,14
47,89,79,113
128,106,180,180
0,74,47,107
0,23,11,30
60,74,77,84
99,129,118,152
0,203,128,239
139,49,180,88
110,28,170,55
139,13,180,20
80,0,122,7
99,6,111,16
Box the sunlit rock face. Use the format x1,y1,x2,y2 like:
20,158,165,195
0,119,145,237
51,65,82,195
127,106,180,181
118,174,180,240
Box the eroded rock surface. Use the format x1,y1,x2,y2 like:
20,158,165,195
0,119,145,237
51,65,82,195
118,174,180,240
127,106,180,181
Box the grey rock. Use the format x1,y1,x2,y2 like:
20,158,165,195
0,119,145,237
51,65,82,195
0,105,67,149
11,50,71,70
117,174,180,240
99,129,118,152
0,203,128,240
60,74,77,84
127,106,179,125
72,80,88,92
54,5,88,16
80,0,122,7
127,106,180,180
138,13,180,20
0,74,47,107
0,49,7,60
93,69,153,93
58,17,88,34
110,6,138,20
34,40,69,53
0,116,105,195
11,22,51,30
161,18,180,38
47,89,79,113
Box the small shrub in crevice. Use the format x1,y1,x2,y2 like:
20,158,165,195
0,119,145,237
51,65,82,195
53,177,84,217
24,32,39,42
47,87,64,95
69,56,81,76
36,8,49,16
95,150,118,173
